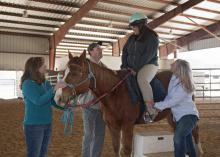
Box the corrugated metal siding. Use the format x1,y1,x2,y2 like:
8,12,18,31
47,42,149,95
0,53,49,70
1,14,61,26
0,34,49,54
187,37,220,51
96,2,153,16
0,34,49,70
113,0,168,11
0,29,51,36
0,23,55,32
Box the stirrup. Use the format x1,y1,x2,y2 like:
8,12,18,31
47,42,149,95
143,111,153,123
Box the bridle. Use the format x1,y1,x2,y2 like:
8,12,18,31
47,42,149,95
63,59,132,108
65,60,96,94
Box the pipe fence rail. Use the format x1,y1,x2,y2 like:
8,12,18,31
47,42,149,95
46,68,220,99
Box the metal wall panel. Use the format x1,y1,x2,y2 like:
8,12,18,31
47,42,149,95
0,34,49,70
186,37,220,52
0,53,49,70
180,38,220,52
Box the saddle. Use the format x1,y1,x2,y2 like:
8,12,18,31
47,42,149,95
117,70,167,122
117,70,167,103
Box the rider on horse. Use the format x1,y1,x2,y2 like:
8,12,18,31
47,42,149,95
121,12,159,121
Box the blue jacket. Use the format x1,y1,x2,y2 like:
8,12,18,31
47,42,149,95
22,79,63,125
154,75,199,122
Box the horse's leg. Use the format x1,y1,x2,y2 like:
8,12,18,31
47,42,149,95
192,124,203,157
120,123,134,157
166,110,175,131
108,126,121,157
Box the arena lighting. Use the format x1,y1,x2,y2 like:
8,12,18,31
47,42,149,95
23,10,28,18
108,21,113,28
68,29,124,38
23,0,30,18
75,23,131,33
65,34,118,42
169,29,173,35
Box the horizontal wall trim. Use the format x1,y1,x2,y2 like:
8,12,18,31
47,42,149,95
0,31,50,38
0,51,48,56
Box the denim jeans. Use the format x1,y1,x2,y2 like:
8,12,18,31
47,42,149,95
24,124,52,157
174,115,198,157
82,108,106,157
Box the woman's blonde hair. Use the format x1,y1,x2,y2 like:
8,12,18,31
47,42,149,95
173,59,195,93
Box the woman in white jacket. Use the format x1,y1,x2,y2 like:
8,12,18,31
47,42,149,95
152,59,199,157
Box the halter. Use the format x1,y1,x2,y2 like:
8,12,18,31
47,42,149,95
64,60,132,109
65,60,96,92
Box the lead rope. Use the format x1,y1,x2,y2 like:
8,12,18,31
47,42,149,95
60,97,78,136
57,73,78,136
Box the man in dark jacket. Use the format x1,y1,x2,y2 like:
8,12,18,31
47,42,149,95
121,12,159,122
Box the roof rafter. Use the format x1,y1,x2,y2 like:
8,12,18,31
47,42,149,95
99,0,164,13
148,0,204,28
1,0,211,31
0,26,52,34
29,0,80,7
148,0,220,21
0,11,64,22
0,19,59,28
113,0,205,56
159,21,220,55
0,31,50,38
193,7,220,15
49,0,99,70
0,1,74,15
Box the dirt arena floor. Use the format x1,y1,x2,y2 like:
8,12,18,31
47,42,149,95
0,99,220,157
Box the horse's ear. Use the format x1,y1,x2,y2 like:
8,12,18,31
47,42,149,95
68,52,74,60
79,50,86,60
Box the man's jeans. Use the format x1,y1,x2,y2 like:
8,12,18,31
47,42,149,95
24,124,52,157
174,115,198,157
82,108,106,157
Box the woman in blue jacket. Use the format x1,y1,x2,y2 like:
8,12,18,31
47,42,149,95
153,59,199,157
20,57,66,157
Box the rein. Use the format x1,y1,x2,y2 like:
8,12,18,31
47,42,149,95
77,69,132,108
59,63,132,135
66,60,132,108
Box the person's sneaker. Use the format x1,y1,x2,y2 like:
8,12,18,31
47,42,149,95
143,111,153,123
144,105,158,123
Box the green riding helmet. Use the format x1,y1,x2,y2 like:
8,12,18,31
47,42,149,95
129,12,148,26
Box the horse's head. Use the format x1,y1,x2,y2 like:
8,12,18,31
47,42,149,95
55,50,91,105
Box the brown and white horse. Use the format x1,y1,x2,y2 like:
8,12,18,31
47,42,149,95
55,51,203,157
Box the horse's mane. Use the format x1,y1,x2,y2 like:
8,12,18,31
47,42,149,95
69,56,116,74
85,59,120,85
85,59,117,75
67,56,120,88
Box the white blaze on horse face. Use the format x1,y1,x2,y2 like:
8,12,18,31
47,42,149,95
63,67,70,82
54,67,70,107
54,88,65,107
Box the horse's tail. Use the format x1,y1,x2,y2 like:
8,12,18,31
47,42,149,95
193,124,204,156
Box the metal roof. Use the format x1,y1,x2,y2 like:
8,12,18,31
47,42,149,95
0,0,220,57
